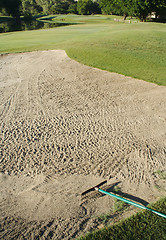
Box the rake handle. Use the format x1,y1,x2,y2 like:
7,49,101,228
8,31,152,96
95,187,166,219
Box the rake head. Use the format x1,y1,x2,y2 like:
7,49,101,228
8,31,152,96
81,180,107,199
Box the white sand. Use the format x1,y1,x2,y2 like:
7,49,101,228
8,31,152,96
0,50,166,239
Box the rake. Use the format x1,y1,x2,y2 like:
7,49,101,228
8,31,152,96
81,180,166,219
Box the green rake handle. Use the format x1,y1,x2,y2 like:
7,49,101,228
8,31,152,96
95,187,166,219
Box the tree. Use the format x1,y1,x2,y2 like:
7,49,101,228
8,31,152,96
50,1,68,14
149,0,166,18
91,1,101,14
119,0,135,20
99,0,135,19
68,2,78,14
21,0,42,16
35,0,51,14
99,0,117,15
133,0,150,21
34,0,77,14
77,0,93,15
99,0,165,21
0,0,22,22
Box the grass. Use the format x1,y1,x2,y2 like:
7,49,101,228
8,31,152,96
78,197,166,240
95,187,129,225
96,186,129,225
96,212,113,224
0,14,166,85
113,199,128,213
154,169,166,192
155,170,166,179
111,186,129,213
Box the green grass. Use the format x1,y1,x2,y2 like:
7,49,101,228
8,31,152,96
111,186,129,213
0,14,166,85
78,197,166,240
155,170,166,179
96,212,113,224
113,199,128,213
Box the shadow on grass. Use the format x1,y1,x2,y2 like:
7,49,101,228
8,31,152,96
37,16,56,21
148,18,166,23
0,16,13,23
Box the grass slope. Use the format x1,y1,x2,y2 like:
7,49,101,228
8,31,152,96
78,197,166,240
0,15,165,85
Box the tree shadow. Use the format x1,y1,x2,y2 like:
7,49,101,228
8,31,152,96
102,181,149,207
150,18,166,23
38,16,56,21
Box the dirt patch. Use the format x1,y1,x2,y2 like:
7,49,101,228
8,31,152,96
0,50,166,239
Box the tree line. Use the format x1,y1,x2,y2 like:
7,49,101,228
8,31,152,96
0,0,165,22
99,0,166,21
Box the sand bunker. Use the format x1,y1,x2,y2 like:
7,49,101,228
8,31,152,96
0,50,166,239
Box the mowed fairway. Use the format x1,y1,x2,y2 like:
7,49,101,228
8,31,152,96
0,15,166,85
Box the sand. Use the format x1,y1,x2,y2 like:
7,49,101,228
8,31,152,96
0,50,166,239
